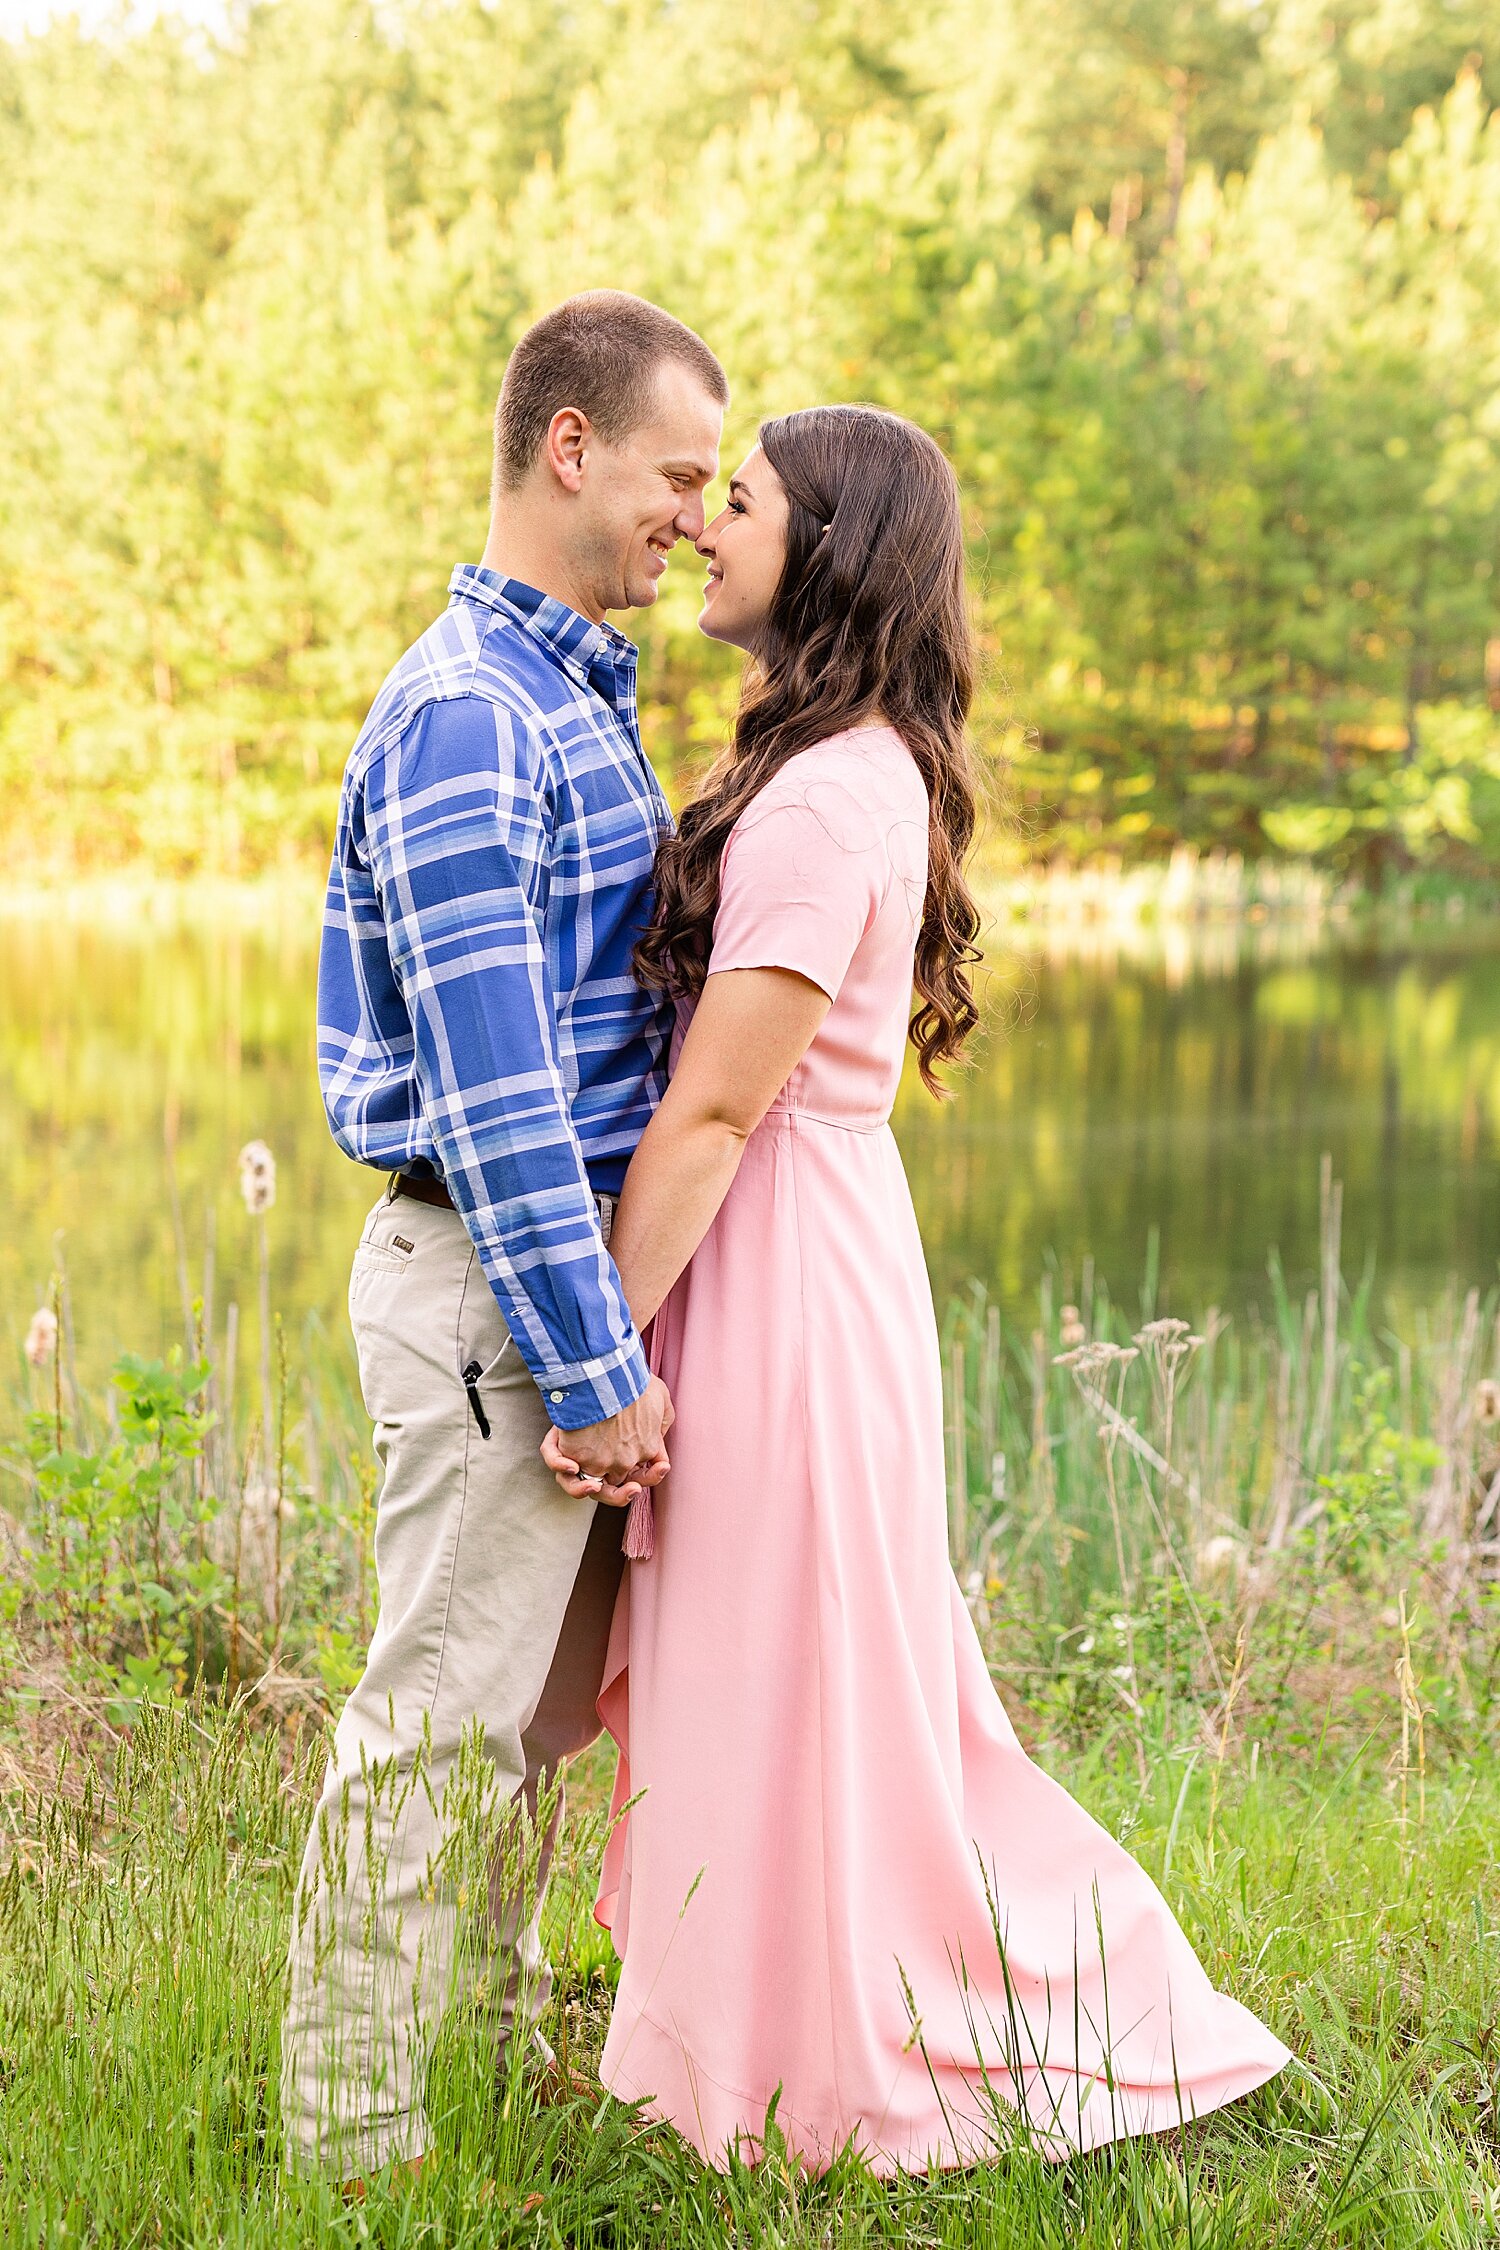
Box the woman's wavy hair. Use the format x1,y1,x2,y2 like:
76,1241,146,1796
635,404,983,1094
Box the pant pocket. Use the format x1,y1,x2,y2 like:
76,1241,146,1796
455,1251,518,1388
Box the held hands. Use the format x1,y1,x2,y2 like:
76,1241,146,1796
540,1373,675,1503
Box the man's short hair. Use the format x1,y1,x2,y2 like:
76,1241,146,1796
493,291,727,493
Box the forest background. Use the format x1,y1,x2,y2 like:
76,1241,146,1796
4,0,1500,886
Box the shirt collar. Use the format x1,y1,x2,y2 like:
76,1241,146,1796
448,564,638,711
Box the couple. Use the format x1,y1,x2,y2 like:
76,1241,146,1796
283,290,1289,2182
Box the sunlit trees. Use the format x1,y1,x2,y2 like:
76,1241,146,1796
0,0,1497,877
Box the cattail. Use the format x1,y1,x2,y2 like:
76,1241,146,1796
239,1140,277,1214
24,1306,58,1369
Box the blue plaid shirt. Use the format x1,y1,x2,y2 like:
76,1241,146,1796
317,566,674,1429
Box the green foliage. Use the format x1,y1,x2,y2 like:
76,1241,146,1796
2,2,1500,879
8,1347,222,1722
1310,1370,1440,1587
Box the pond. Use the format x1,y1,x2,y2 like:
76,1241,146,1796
4,895,1498,1423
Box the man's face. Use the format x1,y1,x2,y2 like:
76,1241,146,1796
574,360,723,618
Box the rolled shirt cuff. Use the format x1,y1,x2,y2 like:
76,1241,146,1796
536,1330,651,1431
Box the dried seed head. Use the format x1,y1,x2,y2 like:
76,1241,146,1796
1055,1340,1138,1377
24,1306,59,1370
1476,1379,1500,1425
1059,1304,1087,1349
1195,1533,1243,1583
1135,1317,1193,1347
239,1140,277,1215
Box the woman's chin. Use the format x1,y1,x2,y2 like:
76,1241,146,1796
698,596,756,651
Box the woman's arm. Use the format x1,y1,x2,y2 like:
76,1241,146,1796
609,964,831,1329
540,964,830,1494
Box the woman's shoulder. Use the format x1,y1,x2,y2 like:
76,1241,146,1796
741,725,927,828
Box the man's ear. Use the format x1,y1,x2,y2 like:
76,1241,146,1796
544,406,590,494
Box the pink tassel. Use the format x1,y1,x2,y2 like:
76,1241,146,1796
623,1488,656,1561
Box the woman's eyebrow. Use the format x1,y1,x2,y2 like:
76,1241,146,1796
728,476,755,502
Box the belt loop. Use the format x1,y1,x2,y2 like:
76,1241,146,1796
385,1172,401,1203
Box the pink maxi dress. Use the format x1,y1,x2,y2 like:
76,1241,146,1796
595,727,1290,2173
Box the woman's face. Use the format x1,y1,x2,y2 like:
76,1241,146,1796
696,444,791,654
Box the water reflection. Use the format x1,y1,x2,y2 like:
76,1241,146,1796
4,897,1497,1420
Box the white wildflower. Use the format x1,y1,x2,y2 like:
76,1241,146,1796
24,1305,58,1370
239,1140,277,1215
1134,1318,1193,1347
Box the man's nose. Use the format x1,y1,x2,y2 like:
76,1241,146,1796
677,491,708,544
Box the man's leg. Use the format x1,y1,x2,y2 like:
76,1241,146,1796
280,1194,597,2179
486,1501,627,2055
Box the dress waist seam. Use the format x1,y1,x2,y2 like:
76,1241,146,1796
762,1104,890,1136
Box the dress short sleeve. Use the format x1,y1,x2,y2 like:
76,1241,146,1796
706,759,894,1004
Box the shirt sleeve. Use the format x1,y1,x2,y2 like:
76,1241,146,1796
706,768,891,1002
363,695,648,1430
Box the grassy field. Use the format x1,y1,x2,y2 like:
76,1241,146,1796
3,1183,1499,2245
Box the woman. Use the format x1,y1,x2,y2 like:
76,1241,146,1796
543,405,1290,2173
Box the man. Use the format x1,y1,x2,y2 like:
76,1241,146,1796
282,291,727,2181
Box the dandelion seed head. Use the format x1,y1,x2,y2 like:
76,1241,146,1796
239,1139,277,1215
24,1305,58,1370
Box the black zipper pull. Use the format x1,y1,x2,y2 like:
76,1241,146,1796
461,1362,491,1440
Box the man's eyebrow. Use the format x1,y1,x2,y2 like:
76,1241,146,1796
661,456,718,481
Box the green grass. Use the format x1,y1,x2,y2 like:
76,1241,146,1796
1,1700,1497,2246
4,1200,1500,2244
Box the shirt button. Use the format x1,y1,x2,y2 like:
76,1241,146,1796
550,1391,564,1403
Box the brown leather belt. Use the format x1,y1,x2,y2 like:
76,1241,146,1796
389,1170,454,1210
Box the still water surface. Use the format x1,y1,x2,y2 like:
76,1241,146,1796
3,903,1498,1413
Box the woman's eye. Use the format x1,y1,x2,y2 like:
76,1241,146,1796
726,498,746,516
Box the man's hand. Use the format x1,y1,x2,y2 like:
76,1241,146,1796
541,1375,674,1503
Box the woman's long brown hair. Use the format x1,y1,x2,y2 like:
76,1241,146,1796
635,403,983,1093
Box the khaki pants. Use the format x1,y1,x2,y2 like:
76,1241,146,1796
280,1188,624,2177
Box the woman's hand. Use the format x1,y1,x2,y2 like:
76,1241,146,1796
541,1399,674,1502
